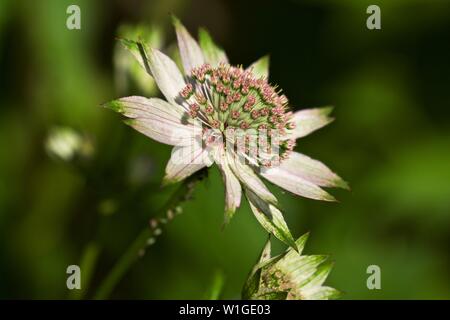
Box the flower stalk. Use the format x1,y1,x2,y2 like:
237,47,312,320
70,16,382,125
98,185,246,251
94,169,207,299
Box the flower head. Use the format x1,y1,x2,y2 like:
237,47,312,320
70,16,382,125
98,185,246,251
242,233,341,300
177,62,296,166
104,17,348,249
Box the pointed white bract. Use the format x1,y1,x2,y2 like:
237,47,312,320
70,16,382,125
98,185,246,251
277,151,349,189
173,17,205,74
261,165,336,201
105,96,199,146
214,147,241,223
105,18,348,250
246,190,295,249
163,142,213,185
147,47,187,106
227,152,277,205
289,107,334,139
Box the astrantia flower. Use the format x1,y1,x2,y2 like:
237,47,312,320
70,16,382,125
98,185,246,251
242,234,341,300
104,17,348,249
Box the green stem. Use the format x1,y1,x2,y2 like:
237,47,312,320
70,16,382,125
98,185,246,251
70,242,100,300
93,170,206,299
205,269,225,300
93,228,151,299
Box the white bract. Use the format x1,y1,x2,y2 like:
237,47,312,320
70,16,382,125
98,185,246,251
105,17,348,249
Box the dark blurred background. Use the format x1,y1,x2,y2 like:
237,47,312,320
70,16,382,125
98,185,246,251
1,0,449,299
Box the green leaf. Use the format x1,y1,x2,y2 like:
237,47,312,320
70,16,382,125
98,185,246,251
205,270,225,300
246,189,296,251
198,27,228,66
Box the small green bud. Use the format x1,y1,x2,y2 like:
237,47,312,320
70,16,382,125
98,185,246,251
242,234,341,300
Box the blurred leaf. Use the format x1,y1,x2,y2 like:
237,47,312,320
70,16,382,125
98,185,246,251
205,269,225,300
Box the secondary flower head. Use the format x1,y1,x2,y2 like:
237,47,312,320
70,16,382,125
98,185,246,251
45,126,93,162
242,233,341,300
105,17,348,249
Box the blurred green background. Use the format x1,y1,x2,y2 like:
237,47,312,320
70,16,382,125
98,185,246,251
1,0,449,299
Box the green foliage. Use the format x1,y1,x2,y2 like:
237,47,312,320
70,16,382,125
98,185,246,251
0,0,449,299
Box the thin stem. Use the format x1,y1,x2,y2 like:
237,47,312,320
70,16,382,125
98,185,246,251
205,269,225,300
93,170,206,299
93,228,151,300
69,242,100,300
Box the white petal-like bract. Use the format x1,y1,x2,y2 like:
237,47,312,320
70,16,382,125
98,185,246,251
147,48,187,106
163,142,213,185
290,107,334,139
173,17,205,74
105,96,200,146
